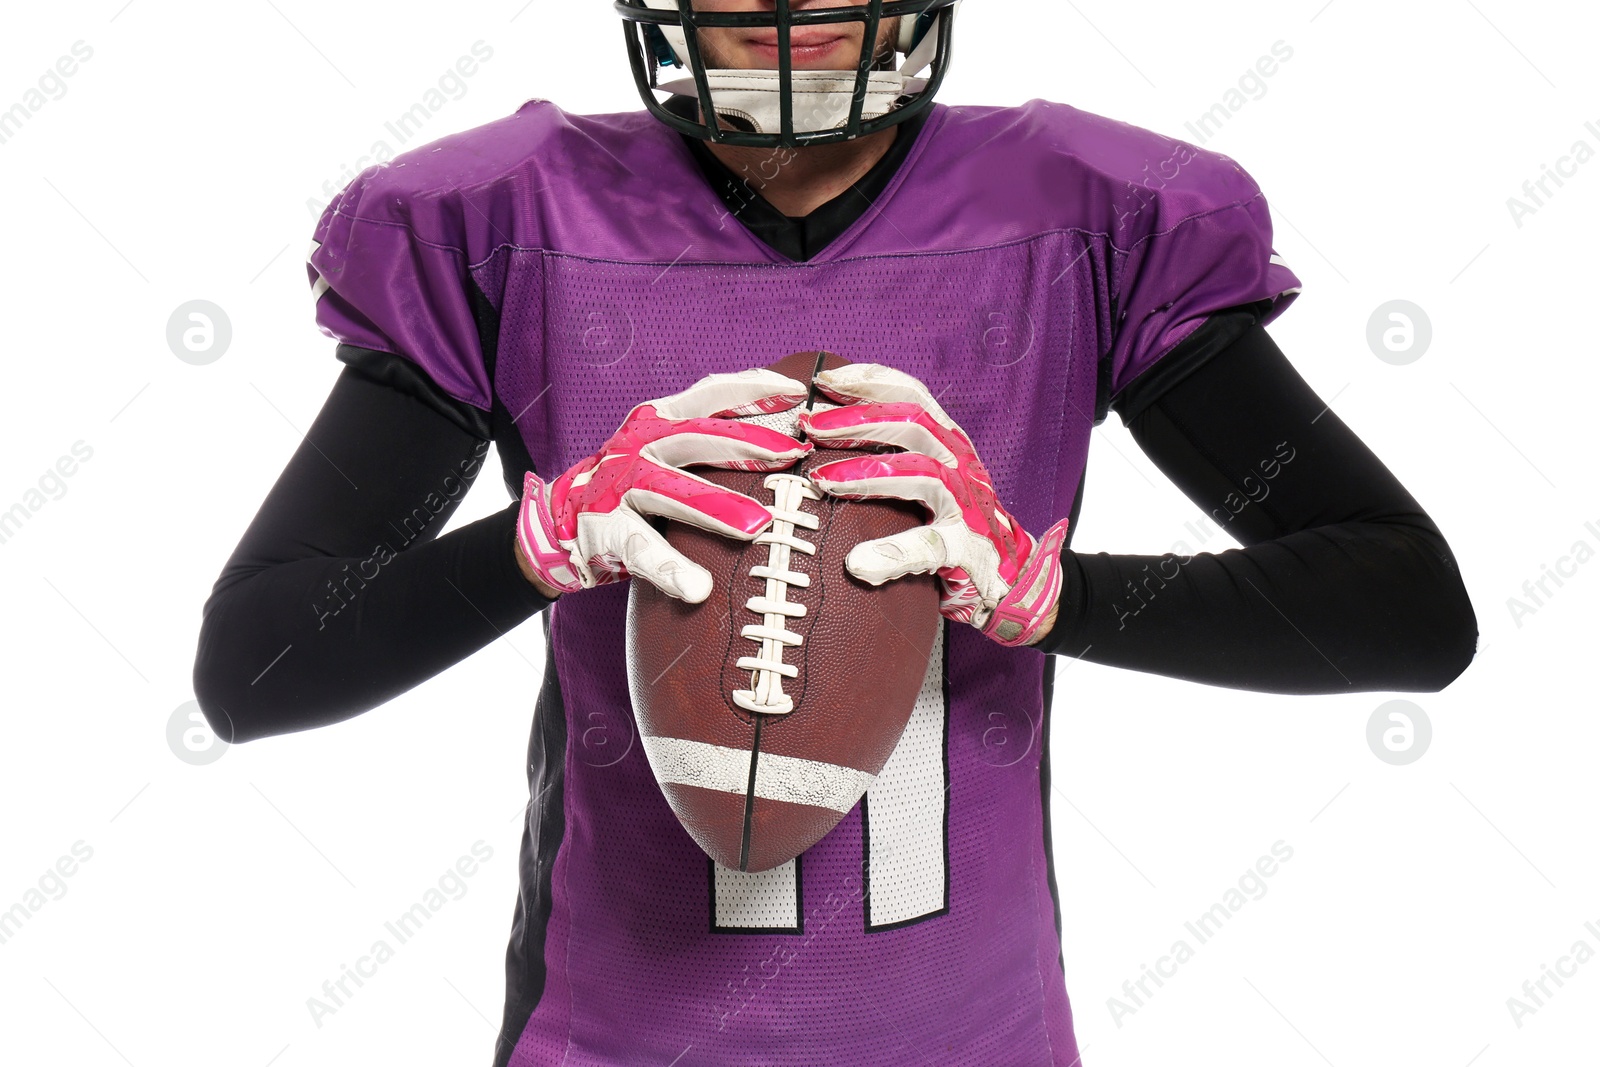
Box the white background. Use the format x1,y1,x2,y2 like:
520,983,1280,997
1,1,1596,1065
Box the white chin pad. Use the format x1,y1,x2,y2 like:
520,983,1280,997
656,70,919,136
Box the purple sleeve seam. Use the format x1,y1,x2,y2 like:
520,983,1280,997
331,206,471,261
1119,190,1270,260
1109,191,1273,313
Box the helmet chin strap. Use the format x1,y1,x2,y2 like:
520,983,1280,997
646,3,951,139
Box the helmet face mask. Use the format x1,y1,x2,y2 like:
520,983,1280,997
615,0,961,148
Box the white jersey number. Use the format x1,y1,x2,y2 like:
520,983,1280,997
711,626,949,932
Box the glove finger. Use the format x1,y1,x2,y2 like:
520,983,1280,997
644,419,811,471
802,402,961,463
843,526,952,586
812,364,959,430
849,524,1010,605
652,369,810,421
808,453,965,526
620,525,715,605
623,474,774,539
576,509,715,604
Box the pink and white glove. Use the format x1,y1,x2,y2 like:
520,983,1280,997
800,364,1071,648
518,369,812,604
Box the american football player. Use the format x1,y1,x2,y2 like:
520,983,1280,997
193,2,1478,1063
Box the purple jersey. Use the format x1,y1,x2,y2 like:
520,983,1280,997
308,98,1300,1065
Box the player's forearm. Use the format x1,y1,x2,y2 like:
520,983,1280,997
1036,520,1477,693
193,503,552,743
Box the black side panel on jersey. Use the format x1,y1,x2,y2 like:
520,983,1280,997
473,249,568,1067
1037,655,1065,975
1036,469,1090,971
492,613,570,1067
469,276,541,498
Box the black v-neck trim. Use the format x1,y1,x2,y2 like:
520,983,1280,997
666,96,931,263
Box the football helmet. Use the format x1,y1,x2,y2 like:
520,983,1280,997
615,0,961,147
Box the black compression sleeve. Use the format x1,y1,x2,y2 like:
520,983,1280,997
192,364,553,744
1036,321,1478,694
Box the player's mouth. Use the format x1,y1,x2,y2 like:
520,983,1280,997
746,31,851,66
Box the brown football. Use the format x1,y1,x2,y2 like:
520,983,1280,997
625,352,941,873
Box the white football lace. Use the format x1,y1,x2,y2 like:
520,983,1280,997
732,473,821,716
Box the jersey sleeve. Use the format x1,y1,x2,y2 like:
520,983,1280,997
1106,147,1302,405
306,166,491,412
